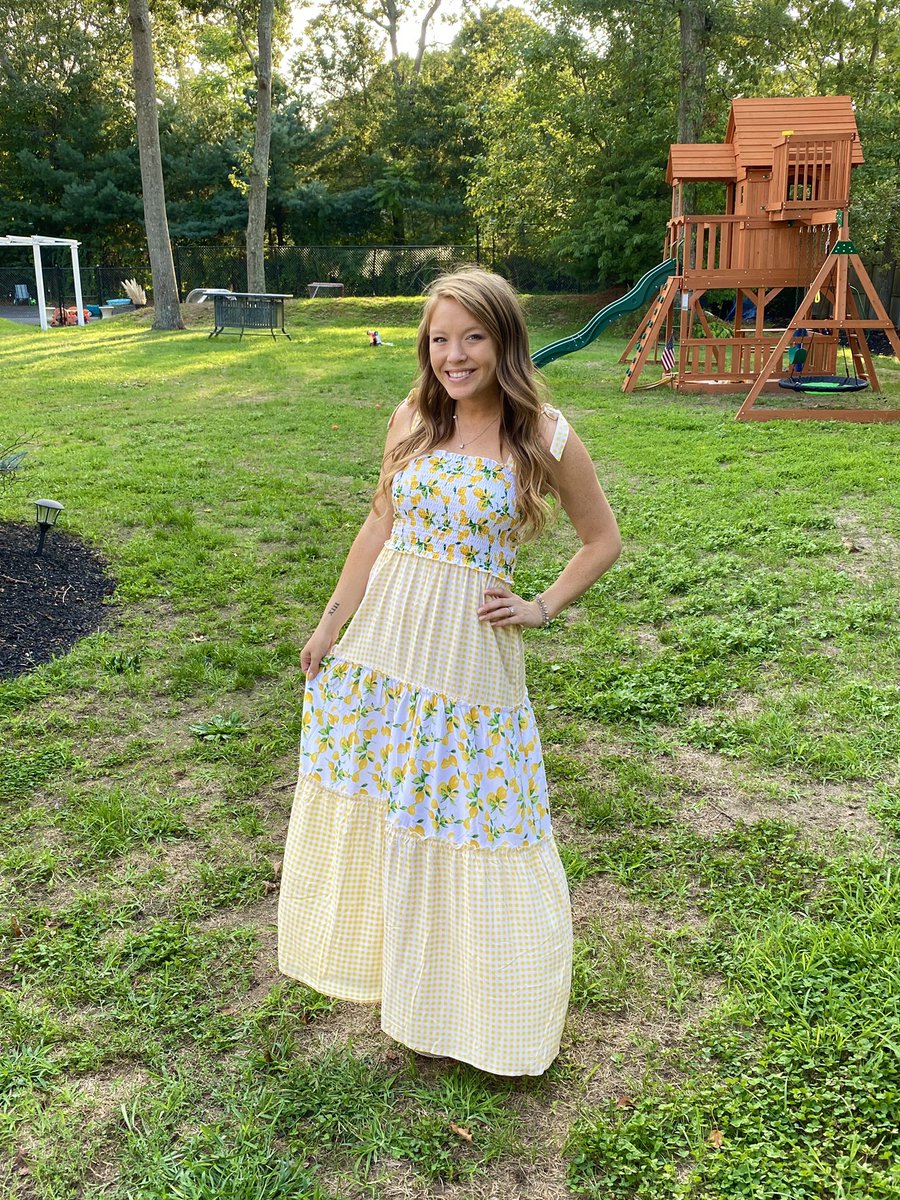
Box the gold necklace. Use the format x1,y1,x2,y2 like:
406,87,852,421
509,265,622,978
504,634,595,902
452,410,500,450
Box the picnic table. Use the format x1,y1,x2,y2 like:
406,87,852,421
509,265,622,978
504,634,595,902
207,292,293,340
306,282,344,298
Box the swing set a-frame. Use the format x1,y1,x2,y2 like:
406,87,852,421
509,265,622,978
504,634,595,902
621,96,900,421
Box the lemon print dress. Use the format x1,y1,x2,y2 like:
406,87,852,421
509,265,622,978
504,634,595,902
278,407,573,1076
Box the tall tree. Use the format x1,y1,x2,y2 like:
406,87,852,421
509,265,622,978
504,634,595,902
336,0,446,99
293,0,470,245
234,0,276,291
677,0,713,145
677,0,712,213
127,0,184,328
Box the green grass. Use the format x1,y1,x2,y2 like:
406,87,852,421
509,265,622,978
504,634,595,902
1,299,899,1197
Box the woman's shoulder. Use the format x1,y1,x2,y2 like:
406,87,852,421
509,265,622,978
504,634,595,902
539,403,570,462
388,390,420,437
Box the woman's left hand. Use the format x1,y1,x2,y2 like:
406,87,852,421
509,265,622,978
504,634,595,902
478,587,545,628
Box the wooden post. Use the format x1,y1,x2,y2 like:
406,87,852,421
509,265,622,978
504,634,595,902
736,249,839,417
848,254,900,360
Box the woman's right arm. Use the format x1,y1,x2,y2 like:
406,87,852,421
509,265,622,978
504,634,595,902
301,399,415,679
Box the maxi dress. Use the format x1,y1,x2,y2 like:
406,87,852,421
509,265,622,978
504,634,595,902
278,407,574,1076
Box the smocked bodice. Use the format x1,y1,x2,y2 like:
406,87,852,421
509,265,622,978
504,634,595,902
386,451,521,581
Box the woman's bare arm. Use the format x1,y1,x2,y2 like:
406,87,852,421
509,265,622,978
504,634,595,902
537,427,622,617
301,401,415,678
479,423,622,628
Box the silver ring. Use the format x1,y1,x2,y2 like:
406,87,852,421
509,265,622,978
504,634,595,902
508,606,514,616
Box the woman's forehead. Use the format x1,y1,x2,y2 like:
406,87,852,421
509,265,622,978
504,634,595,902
428,295,486,331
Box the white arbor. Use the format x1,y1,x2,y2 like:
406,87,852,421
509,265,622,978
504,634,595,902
0,234,86,331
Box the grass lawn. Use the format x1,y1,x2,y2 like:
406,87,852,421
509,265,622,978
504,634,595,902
1,297,899,1199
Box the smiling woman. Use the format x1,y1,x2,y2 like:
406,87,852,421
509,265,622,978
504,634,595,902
277,266,622,1076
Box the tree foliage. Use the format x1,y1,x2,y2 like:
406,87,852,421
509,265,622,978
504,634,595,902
0,0,897,286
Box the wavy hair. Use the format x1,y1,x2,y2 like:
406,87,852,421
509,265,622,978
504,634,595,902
379,266,559,538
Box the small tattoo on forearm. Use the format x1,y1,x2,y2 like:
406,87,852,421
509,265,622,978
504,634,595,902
326,601,341,616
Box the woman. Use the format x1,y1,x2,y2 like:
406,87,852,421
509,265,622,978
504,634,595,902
278,267,621,1076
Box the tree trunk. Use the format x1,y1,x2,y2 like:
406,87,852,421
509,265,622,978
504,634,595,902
127,0,184,330
412,0,443,79
246,0,275,293
677,0,711,215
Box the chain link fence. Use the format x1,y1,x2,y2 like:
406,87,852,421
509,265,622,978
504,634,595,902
5,243,895,313
172,243,598,297
0,263,145,308
0,243,599,309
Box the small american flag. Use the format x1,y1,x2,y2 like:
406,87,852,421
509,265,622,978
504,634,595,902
661,336,676,373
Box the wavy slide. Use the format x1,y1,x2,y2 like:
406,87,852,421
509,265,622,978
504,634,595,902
531,259,677,368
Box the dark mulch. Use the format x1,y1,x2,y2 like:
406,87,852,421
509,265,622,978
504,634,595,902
0,521,116,680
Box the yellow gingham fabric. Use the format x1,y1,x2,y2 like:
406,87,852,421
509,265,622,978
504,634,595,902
339,547,524,708
278,413,573,1076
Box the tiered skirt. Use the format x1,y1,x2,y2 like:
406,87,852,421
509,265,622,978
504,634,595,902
278,545,572,1076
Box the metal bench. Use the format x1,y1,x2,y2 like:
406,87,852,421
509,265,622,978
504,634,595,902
208,292,293,340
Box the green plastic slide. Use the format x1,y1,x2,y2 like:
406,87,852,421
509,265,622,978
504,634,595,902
531,259,677,368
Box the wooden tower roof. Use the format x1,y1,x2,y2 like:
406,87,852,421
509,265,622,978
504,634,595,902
725,96,864,169
666,144,737,184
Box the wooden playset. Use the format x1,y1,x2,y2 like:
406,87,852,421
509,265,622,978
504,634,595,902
621,96,900,421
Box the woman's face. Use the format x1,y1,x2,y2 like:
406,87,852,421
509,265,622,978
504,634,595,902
427,297,501,409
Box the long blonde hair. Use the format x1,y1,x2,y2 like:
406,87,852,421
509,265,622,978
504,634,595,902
380,267,559,538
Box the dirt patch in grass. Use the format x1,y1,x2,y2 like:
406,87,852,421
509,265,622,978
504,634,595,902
632,625,663,651
202,894,282,1011
670,744,885,847
75,1062,151,1121
568,870,647,936
12,1063,151,1198
832,510,900,582
305,997,387,1066
565,988,711,1108
373,1154,569,1200
553,726,643,768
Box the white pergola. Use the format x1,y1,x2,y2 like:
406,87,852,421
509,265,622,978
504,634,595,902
0,234,85,331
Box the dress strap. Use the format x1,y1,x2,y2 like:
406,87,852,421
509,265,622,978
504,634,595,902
542,404,570,461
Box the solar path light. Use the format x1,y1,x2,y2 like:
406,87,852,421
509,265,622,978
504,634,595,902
33,499,63,555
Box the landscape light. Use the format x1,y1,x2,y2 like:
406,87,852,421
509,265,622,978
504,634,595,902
33,499,63,555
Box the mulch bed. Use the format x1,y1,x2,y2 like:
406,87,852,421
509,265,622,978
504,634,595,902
0,521,116,680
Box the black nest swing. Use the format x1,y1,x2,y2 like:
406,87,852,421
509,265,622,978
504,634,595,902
778,374,869,394
778,330,870,394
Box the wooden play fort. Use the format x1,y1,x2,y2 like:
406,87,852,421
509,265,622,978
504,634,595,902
622,96,900,420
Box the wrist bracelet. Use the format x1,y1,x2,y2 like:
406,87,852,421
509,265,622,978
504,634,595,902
534,594,551,627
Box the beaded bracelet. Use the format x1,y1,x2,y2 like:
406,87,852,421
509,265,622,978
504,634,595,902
534,594,551,627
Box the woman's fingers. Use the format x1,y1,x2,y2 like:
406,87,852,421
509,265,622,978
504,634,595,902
478,589,529,625
478,589,510,621
301,642,322,679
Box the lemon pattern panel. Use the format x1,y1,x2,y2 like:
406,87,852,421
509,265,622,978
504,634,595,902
300,658,549,849
387,451,521,581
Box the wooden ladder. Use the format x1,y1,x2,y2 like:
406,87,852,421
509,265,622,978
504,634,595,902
621,276,679,393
